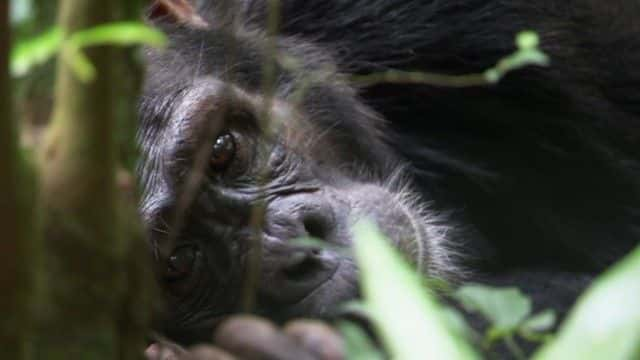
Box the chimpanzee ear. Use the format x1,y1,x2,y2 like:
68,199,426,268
148,0,210,29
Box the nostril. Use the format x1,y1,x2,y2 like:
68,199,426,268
282,251,323,282
303,215,329,240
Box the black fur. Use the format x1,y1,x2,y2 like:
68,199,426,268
139,0,640,347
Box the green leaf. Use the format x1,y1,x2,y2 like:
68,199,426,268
516,31,540,49
442,307,478,342
62,47,96,83
10,27,63,77
62,22,167,83
11,22,166,81
68,22,167,49
338,300,371,319
353,220,479,360
484,31,549,84
534,247,640,360
339,321,385,360
521,310,556,334
454,285,532,338
290,236,350,255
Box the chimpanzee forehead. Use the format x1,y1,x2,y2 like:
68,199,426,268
140,22,396,174
144,27,279,93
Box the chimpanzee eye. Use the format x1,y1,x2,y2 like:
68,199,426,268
210,132,236,171
166,245,197,281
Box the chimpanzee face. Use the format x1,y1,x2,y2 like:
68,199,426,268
138,18,454,344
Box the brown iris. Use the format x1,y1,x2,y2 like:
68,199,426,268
210,132,235,171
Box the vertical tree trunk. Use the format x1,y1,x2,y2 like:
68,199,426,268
37,0,150,357
0,2,39,359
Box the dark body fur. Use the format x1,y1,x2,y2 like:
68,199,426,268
139,0,640,347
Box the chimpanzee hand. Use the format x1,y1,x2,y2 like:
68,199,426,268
145,315,345,360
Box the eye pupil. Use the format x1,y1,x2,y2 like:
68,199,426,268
167,246,196,279
210,133,235,171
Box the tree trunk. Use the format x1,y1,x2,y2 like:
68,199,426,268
37,0,151,357
0,2,40,359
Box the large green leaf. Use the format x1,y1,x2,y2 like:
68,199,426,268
534,247,640,360
339,321,385,360
352,220,479,360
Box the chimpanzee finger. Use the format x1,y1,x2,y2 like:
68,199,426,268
213,315,317,360
145,341,188,360
186,345,236,360
283,320,345,360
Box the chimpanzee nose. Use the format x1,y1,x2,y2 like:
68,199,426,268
259,246,339,304
259,194,341,303
281,248,325,281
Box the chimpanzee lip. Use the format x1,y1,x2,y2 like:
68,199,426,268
289,260,343,306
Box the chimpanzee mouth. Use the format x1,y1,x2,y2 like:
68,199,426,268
289,259,342,305
257,248,342,306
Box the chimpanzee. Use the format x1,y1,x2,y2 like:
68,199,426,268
138,0,640,356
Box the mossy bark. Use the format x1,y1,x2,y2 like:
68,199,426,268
37,0,151,357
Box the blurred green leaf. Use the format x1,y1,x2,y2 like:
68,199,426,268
11,27,63,77
291,236,350,255
484,31,549,83
11,22,166,81
62,47,96,83
339,321,385,360
353,220,479,360
64,22,166,82
339,300,371,319
442,307,478,342
516,31,540,49
68,22,167,49
534,247,640,360
521,310,556,334
454,285,531,340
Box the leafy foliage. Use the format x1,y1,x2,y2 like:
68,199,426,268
350,221,640,360
352,220,480,360
533,247,640,360
11,22,166,81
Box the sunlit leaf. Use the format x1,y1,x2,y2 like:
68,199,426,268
353,220,479,360
534,247,640,360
